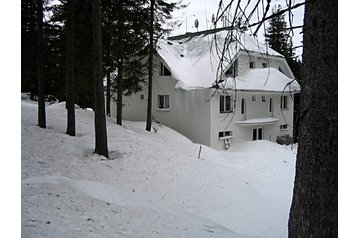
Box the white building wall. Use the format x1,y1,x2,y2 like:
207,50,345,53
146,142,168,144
235,52,294,78
209,90,295,150
109,57,212,147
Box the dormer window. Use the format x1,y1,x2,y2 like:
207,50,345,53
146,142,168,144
225,59,238,76
160,62,171,76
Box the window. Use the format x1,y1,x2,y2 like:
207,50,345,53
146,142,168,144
241,98,245,114
269,98,273,112
253,128,263,141
219,131,233,138
280,124,288,130
140,94,144,100
158,95,169,109
160,62,171,76
262,62,268,68
251,95,256,102
280,95,288,109
249,61,255,69
262,96,266,102
225,59,238,76
220,95,232,113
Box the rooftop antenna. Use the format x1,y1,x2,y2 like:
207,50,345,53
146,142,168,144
194,19,199,32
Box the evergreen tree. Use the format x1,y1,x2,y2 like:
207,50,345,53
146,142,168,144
264,5,302,81
145,0,155,132
92,0,109,158
22,0,38,100
144,0,185,131
36,0,46,128
288,0,337,236
65,0,76,136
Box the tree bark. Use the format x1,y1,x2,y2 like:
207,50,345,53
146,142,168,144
145,0,155,132
288,0,338,237
36,0,46,128
92,0,109,158
66,0,76,136
116,0,123,126
106,48,111,117
116,58,123,125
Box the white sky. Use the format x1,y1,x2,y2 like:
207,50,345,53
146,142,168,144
170,0,305,57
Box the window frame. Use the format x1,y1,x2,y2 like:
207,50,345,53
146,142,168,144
160,62,171,76
280,124,289,130
157,94,170,110
262,62,268,68
280,95,288,109
249,61,255,69
220,95,233,113
218,131,233,139
241,98,245,114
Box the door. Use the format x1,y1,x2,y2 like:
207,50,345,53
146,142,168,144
253,128,263,141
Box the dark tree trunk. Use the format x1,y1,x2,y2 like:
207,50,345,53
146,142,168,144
106,48,111,117
66,0,76,136
116,0,123,126
36,0,46,128
288,0,338,237
145,0,155,132
116,58,123,125
92,0,109,158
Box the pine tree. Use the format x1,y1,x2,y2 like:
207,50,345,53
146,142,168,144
22,0,38,100
264,4,301,81
145,0,155,132
288,0,337,236
65,0,76,136
92,0,109,158
36,0,46,128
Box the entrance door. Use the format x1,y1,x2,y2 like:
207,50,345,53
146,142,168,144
253,128,263,141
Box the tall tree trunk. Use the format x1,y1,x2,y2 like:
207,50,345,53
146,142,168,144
145,0,155,132
116,58,123,125
66,0,76,136
36,0,46,128
116,0,124,126
106,48,111,117
288,0,338,237
92,0,109,158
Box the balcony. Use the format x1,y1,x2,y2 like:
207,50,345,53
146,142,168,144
235,117,278,127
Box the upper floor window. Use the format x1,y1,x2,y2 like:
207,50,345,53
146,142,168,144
251,95,256,102
158,95,169,109
249,61,255,68
160,62,171,76
225,59,238,76
241,98,245,114
220,95,232,113
262,62,268,68
280,95,288,109
262,96,266,102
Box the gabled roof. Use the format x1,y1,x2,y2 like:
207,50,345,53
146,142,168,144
225,68,300,92
157,28,300,92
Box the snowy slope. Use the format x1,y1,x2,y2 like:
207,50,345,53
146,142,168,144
22,99,297,238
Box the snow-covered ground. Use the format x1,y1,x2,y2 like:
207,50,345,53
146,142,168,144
21,97,297,238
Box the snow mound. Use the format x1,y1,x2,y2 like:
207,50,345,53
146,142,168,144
22,101,297,238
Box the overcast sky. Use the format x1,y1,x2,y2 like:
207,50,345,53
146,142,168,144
170,0,305,57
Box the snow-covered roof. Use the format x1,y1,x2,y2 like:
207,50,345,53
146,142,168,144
157,28,300,92
225,68,300,92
